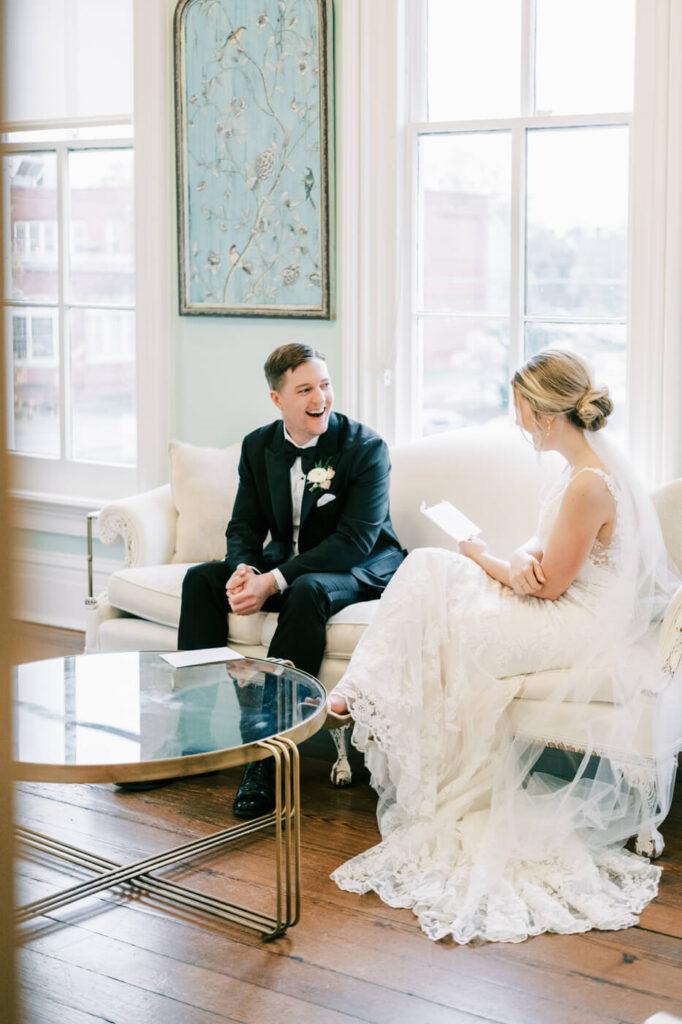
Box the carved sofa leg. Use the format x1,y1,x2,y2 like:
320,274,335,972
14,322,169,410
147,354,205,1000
329,724,353,787
634,827,665,859
617,757,674,861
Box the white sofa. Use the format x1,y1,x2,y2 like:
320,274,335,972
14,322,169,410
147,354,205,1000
86,427,682,850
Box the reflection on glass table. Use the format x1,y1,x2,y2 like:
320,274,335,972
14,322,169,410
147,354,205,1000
14,651,325,782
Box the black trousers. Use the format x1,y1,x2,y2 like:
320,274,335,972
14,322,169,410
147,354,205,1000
177,560,381,677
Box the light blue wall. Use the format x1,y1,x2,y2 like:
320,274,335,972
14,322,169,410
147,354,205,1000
175,311,343,448
17,529,120,562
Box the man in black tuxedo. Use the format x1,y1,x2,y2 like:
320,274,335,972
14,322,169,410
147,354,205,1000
177,343,404,817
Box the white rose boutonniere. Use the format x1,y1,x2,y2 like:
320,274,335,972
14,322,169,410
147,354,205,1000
307,458,335,492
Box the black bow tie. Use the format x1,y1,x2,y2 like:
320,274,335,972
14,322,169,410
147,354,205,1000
282,439,318,472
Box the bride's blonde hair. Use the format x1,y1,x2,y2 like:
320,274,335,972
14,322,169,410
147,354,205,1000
512,349,613,432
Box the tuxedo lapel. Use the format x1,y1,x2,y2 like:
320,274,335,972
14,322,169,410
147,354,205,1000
300,414,340,528
265,435,293,539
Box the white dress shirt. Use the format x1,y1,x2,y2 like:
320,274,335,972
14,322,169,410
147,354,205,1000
270,425,319,593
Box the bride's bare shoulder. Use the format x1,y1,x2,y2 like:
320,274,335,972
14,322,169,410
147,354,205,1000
565,466,615,507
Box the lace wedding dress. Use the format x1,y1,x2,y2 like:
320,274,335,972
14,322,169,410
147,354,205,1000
332,447,681,944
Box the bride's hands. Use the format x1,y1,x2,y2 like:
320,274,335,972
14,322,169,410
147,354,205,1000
459,536,488,561
509,548,546,595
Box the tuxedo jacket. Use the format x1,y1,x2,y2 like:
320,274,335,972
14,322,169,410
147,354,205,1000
226,412,405,588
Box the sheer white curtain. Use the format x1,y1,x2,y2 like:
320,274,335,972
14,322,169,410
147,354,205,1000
628,0,682,485
3,0,133,123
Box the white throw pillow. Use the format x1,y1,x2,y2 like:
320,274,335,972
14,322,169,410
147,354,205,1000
169,440,241,564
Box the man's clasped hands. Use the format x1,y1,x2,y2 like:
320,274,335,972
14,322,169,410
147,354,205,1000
225,563,277,617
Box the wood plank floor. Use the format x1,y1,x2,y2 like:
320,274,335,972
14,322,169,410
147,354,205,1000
13,623,682,1024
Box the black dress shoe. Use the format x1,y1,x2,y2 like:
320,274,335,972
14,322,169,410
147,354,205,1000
233,759,276,819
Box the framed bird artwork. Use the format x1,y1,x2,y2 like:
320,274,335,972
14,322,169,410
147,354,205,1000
174,0,335,318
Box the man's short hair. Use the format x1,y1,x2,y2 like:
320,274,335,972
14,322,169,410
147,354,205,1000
264,343,326,391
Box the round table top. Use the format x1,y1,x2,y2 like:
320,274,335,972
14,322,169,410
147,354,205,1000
13,651,327,783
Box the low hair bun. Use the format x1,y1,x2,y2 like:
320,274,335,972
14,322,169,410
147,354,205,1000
513,349,614,434
573,386,613,432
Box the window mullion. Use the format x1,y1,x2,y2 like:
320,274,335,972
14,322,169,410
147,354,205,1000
1,166,15,450
412,113,630,134
404,123,422,444
521,0,536,117
57,143,70,462
4,318,14,451
516,0,535,386
407,0,428,122
509,123,525,382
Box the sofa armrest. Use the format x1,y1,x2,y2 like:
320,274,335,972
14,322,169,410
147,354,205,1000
659,583,682,675
97,484,177,568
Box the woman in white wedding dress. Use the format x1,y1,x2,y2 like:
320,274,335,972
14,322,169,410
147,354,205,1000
327,349,681,944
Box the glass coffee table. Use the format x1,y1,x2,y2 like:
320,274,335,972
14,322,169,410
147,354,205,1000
13,651,326,938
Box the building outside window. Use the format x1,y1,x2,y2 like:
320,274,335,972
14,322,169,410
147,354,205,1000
408,0,635,443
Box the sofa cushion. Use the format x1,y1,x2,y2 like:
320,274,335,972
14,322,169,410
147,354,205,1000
169,440,241,564
108,563,193,628
107,562,381,660
389,427,563,558
228,599,381,658
324,600,381,657
98,616,178,652
227,609,269,646
511,668,616,703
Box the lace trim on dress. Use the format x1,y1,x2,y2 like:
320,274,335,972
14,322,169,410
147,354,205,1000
570,465,617,497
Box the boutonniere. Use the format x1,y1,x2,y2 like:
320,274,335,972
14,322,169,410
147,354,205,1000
306,458,335,492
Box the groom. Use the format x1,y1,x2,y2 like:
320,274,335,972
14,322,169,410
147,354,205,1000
177,343,405,817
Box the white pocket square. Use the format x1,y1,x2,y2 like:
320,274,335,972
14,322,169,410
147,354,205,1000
317,492,336,507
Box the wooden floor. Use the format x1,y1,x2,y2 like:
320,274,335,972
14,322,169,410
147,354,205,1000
13,624,682,1024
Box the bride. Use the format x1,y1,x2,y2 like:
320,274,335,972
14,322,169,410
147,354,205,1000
327,349,681,944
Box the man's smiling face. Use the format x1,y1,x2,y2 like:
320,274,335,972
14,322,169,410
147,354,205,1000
270,357,334,445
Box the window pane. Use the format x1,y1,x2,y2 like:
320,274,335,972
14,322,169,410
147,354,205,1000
4,0,133,122
421,316,509,434
8,306,60,457
525,322,626,441
31,316,56,358
535,0,635,115
427,0,521,121
69,149,135,305
526,126,629,318
419,133,511,313
69,308,136,464
3,153,58,302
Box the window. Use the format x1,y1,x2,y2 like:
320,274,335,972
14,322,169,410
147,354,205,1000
1,0,140,498
3,135,135,470
408,0,635,442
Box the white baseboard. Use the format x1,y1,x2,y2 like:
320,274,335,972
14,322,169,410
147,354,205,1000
12,547,123,631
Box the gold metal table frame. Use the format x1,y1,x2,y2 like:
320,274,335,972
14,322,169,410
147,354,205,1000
14,653,326,939
17,737,301,939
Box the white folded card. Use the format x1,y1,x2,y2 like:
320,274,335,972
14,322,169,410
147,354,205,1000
420,500,482,543
160,646,245,668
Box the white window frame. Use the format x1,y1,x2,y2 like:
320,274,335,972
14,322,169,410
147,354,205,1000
341,0,682,486
2,0,171,522
3,130,136,483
